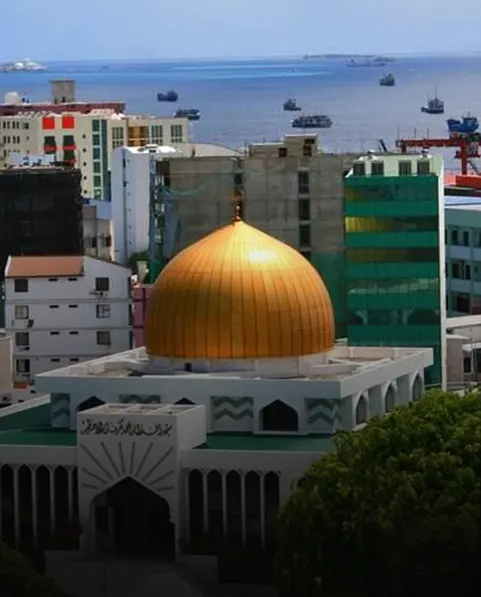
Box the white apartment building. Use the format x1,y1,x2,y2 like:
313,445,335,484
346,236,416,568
4,255,132,384
0,110,189,200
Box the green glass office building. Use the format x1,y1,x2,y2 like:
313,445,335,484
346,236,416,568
344,154,446,387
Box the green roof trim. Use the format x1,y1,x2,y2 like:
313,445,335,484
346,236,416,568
196,432,333,452
0,404,334,452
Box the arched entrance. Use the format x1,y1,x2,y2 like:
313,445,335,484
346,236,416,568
93,478,174,559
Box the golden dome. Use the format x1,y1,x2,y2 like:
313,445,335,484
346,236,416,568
144,218,335,360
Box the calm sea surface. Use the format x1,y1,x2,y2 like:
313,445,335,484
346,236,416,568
1,55,481,168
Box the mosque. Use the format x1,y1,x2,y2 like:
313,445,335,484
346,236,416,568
0,211,433,559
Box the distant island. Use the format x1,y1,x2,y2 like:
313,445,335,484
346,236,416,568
0,59,46,73
303,54,395,62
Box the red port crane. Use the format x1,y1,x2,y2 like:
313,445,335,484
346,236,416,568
395,134,481,175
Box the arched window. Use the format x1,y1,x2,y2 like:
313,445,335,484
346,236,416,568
260,400,298,432
355,395,368,425
385,386,396,413
76,396,104,412
412,376,424,401
175,398,194,405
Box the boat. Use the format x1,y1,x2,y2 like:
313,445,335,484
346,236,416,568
421,97,444,115
379,74,395,87
174,109,200,121
283,99,301,111
447,115,479,135
157,90,178,102
0,58,46,72
292,114,332,129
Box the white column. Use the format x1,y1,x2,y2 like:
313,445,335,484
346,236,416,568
13,466,20,547
31,466,38,546
184,471,190,542
221,471,227,536
67,467,74,521
49,466,56,536
259,473,266,549
240,472,246,547
202,470,208,534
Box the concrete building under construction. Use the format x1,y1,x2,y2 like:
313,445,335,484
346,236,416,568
112,134,358,334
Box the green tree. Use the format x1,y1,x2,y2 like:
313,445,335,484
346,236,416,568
276,390,481,597
0,541,69,597
128,250,149,273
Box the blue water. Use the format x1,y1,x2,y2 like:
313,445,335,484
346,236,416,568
1,55,481,166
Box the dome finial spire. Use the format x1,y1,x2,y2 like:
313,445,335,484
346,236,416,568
232,190,243,223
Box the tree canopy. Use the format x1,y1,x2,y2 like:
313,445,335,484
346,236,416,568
276,390,481,597
0,542,69,597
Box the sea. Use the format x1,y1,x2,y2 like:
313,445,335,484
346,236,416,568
1,54,481,169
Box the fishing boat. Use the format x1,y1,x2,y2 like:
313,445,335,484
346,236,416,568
157,90,178,102
292,114,332,129
174,109,200,121
379,74,395,86
283,98,302,111
447,115,479,135
421,97,444,114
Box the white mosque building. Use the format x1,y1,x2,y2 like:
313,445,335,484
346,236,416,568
0,212,432,559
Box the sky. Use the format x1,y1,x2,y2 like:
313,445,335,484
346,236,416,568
1,0,481,61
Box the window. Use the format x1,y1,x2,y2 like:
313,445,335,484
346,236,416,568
261,400,298,432
95,277,109,292
96,304,111,318
451,261,471,280
371,160,384,175
92,134,100,146
302,144,313,157
49,305,59,309
16,359,30,373
298,171,310,194
278,147,288,158
68,304,78,308
69,331,79,335
150,125,162,145
451,229,459,245
103,235,112,248
93,147,101,160
299,224,311,247
170,124,183,143
463,230,470,246
93,175,102,187
298,198,311,221
454,292,471,313
50,331,60,336
398,160,412,176
70,358,79,362
356,396,368,424
93,162,101,173
48,277,58,282
68,277,78,281
14,279,28,293
51,358,60,363
15,332,29,347
92,120,100,133
14,305,29,319
97,331,111,346
417,160,431,175
234,173,243,191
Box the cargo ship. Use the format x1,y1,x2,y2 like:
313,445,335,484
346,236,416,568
292,114,332,129
421,97,444,115
157,90,178,102
380,74,395,86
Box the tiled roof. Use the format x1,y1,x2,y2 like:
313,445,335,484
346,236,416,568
6,256,83,278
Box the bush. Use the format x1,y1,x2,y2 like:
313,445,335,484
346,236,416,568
0,541,70,597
